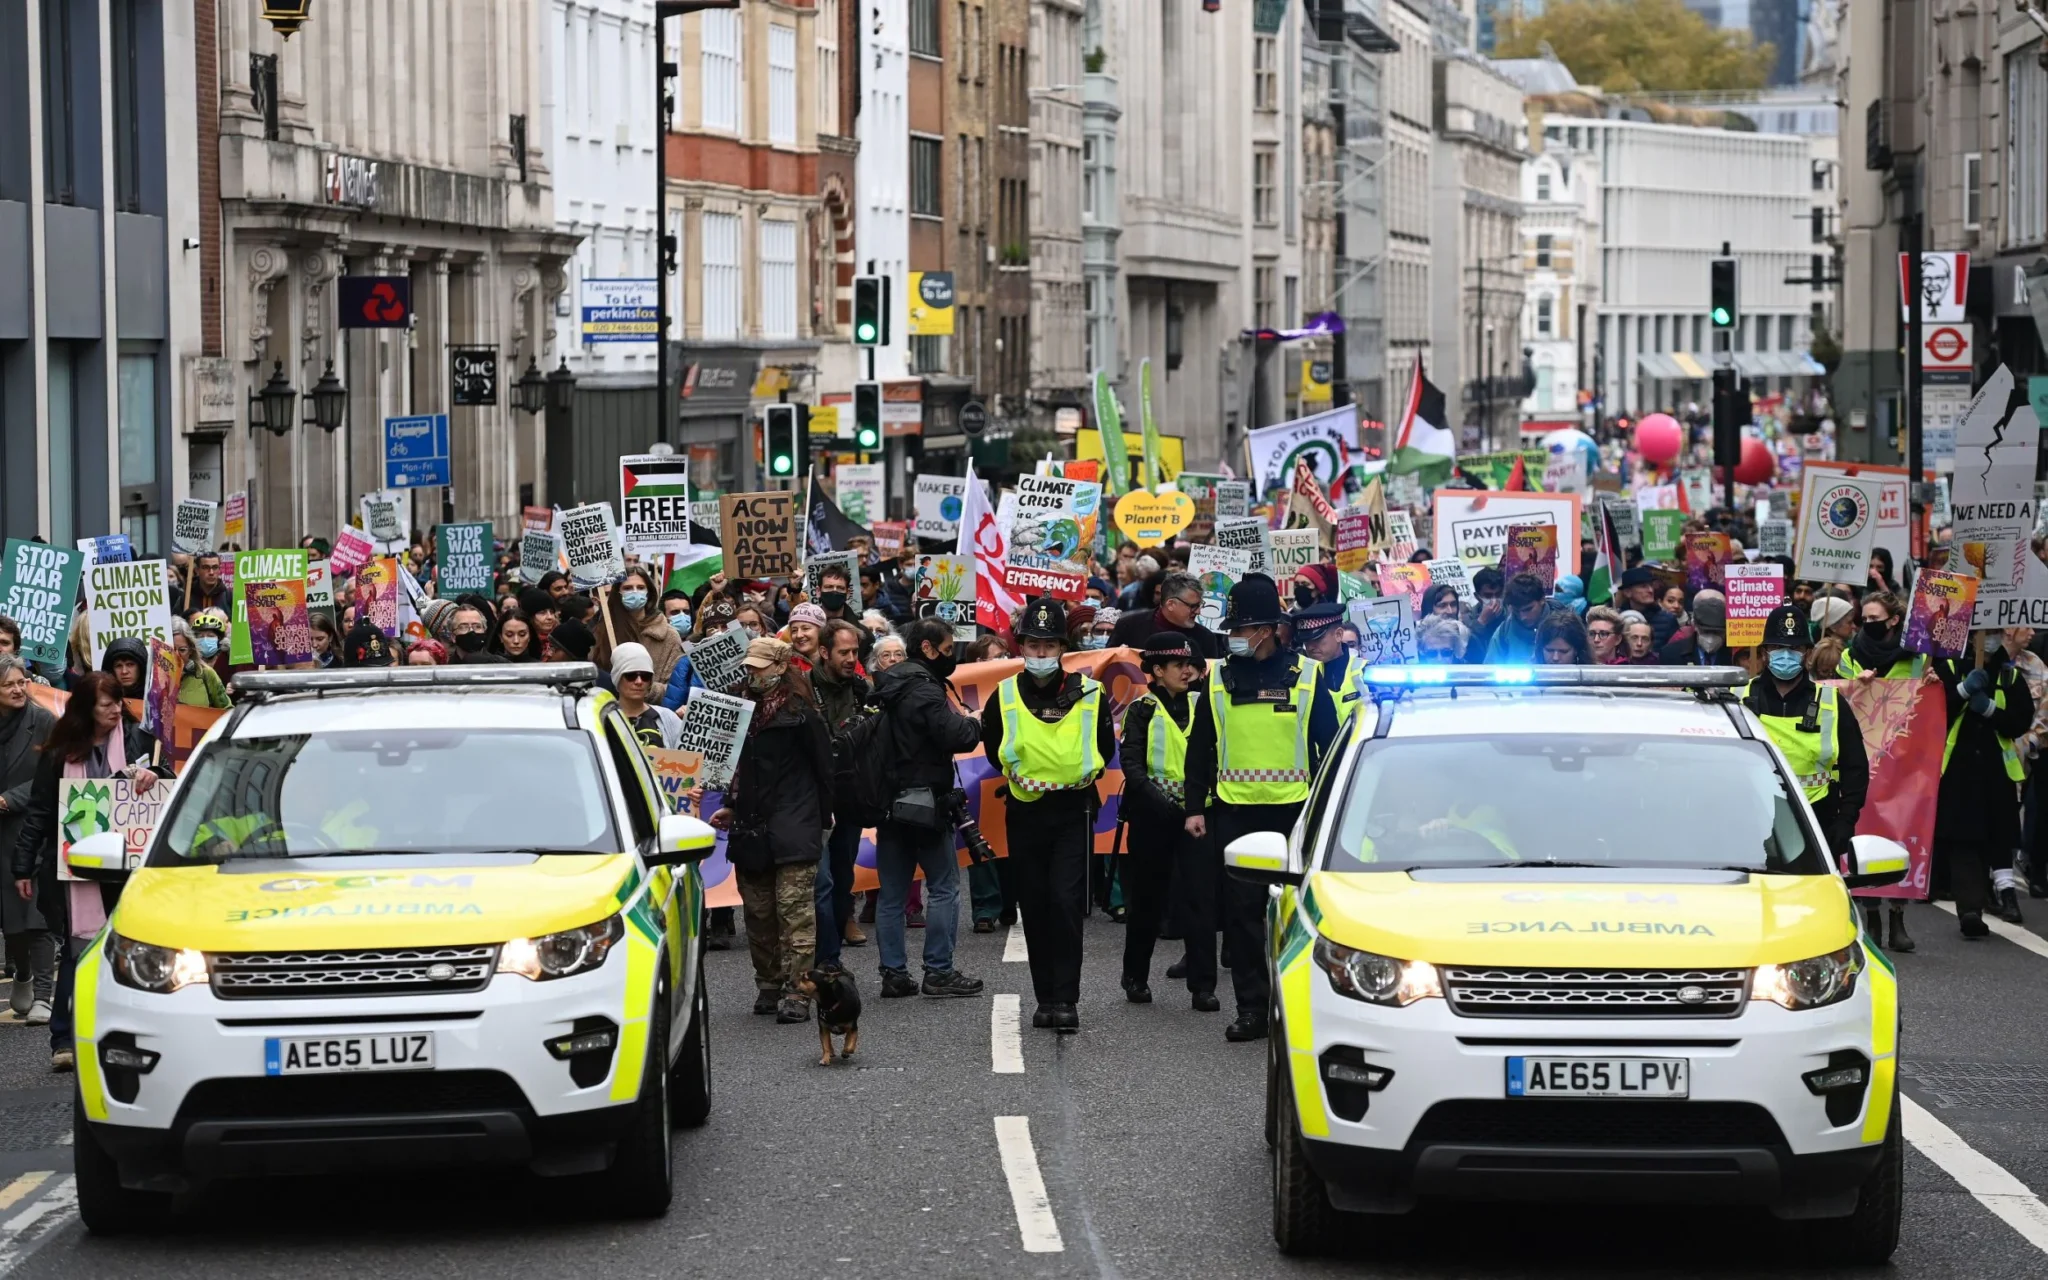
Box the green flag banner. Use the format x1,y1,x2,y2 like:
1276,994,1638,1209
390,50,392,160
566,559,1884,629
1093,370,1130,499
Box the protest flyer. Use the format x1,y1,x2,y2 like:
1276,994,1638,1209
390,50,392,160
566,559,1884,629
1175,472,1225,541
229,550,309,665
618,454,694,555
329,526,377,576
305,559,336,622
1424,557,1477,606
435,522,495,595
1386,510,1417,562
717,492,798,581
356,556,401,638
803,550,861,603
172,499,221,556
222,491,248,543
1188,544,1252,632
519,529,560,585
559,502,627,588
674,688,755,789
1214,515,1272,576
1641,509,1687,563
1349,594,1418,665
141,638,180,742
77,535,133,566
1904,570,1979,658
1268,528,1319,595
1498,524,1560,591
834,463,885,526
86,558,172,665
1723,563,1785,648
244,575,314,667
1376,562,1432,609
58,776,165,879
1682,531,1733,592
1793,469,1882,586
913,476,968,540
1432,491,1580,575
1114,489,1195,548
685,622,751,694
0,540,83,665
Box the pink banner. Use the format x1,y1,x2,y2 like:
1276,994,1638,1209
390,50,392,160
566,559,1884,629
1834,674,1945,899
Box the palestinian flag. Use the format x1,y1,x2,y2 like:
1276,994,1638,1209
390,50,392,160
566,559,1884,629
1587,501,1624,605
663,545,723,599
1387,355,1455,477
621,456,692,499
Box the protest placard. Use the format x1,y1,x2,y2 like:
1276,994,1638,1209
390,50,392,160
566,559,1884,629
913,476,968,541
305,559,336,621
1498,524,1560,591
686,622,751,694
1641,509,1686,562
360,490,409,551
1386,510,1417,562
1904,570,1979,657
1793,470,1882,586
1682,531,1733,593
718,492,798,581
141,638,180,743
0,540,83,666
1349,594,1418,664
1213,515,1272,576
1175,472,1224,541
1001,562,1087,602
1723,563,1785,648
228,550,309,665
1376,562,1431,609
1188,544,1252,632
803,550,861,602
1433,491,1581,575
86,558,172,665
1334,509,1380,573
435,522,495,594
329,526,377,577
518,529,560,585
244,575,314,667
558,502,626,588
643,747,703,813
58,776,165,879
1268,528,1319,595
356,556,401,637
222,491,248,543
522,505,553,534
1542,451,1589,495
1425,557,1477,606
172,499,221,555
1603,498,1640,553
674,689,755,789
835,463,885,526
871,519,911,560
619,454,693,555
1007,474,1098,568
77,535,132,566
1114,490,1195,548
1215,481,1251,517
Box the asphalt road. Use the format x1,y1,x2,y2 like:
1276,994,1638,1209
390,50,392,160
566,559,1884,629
0,898,2045,1277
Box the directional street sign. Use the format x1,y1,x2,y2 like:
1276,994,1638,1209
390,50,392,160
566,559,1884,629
383,414,452,489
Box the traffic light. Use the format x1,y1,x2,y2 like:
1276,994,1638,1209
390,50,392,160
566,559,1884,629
852,275,890,346
853,381,881,449
1711,366,1746,468
764,403,801,479
1709,257,1739,330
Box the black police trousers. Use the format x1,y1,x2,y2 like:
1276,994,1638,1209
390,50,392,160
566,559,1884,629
1212,800,1304,1024
1004,795,1093,1006
1121,807,1215,993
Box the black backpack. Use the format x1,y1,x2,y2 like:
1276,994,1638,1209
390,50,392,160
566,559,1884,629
833,701,895,828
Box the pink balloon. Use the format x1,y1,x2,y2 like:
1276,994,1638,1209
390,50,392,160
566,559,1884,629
1634,413,1683,465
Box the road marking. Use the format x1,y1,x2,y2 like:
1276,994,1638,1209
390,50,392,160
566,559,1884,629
0,1175,76,1275
1904,1096,2048,1254
992,994,1023,1074
993,1116,1064,1253
1004,920,1028,963
1931,901,2048,961
0,1176,46,1214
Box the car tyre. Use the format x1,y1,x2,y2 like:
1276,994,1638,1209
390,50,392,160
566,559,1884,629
74,1091,173,1236
1263,1009,1281,1150
670,964,712,1129
1803,1089,1902,1266
1271,1055,1339,1257
598,984,673,1218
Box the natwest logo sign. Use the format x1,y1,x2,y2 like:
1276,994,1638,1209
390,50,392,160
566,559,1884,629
337,276,412,329
1921,324,1974,371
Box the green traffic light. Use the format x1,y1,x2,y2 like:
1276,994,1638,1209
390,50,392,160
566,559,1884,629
1711,306,1732,326
857,429,878,448
772,456,792,474
855,322,877,342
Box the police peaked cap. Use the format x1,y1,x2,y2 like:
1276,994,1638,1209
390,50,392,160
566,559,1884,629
1290,601,1345,640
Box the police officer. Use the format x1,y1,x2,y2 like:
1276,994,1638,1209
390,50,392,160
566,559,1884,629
981,597,1119,1032
1183,574,1340,1042
1291,601,1361,727
1742,604,1878,938
1934,637,2034,938
1118,633,1220,1011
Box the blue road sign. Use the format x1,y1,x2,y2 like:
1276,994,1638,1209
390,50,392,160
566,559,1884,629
383,414,451,489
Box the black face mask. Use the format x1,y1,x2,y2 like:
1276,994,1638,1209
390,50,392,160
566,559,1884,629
820,591,848,614
455,632,488,653
922,648,957,679
1862,620,1893,643
1293,582,1317,609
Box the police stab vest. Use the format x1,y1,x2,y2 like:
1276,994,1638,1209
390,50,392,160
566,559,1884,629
1208,656,1321,806
996,675,1104,803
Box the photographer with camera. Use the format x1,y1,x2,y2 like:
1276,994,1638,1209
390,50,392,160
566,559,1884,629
870,617,987,1000
981,598,1119,1033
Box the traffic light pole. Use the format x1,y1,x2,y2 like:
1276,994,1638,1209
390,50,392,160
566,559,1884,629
1905,214,1925,506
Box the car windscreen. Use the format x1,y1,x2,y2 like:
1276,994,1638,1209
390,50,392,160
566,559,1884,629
1325,734,1827,876
153,730,619,864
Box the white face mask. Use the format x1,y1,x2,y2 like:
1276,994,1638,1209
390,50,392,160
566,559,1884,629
1227,635,1254,658
1023,656,1061,679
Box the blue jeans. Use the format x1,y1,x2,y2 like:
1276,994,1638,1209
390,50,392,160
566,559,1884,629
814,822,860,968
875,821,960,975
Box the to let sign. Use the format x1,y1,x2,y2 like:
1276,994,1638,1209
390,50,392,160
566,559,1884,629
450,348,498,406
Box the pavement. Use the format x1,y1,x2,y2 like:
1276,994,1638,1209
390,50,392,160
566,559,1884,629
0,897,2041,1277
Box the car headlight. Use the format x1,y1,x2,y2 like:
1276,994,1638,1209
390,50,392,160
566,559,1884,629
1752,944,1862,1010
107,933,210,994
1312,936,1441,1006
498,915,624,981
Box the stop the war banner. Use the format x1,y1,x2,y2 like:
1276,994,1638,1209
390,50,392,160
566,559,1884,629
435,522,495,595
86,558,173,665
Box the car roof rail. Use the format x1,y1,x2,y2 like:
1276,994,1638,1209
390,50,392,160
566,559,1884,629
231,662,602,705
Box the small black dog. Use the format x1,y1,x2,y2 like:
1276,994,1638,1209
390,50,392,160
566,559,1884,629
796,966,862,1065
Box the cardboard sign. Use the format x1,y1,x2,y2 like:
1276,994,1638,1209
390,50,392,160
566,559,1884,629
58,776,163,880
913,476,968,540
559,502,626,588
673,688,755,789
1498,524,1559,592
1268,528,1320,594
1432,492,1581,575
1376,562,1432,609
1188,544,1252,633
1000,561,1086,603
1214,515,1272,576
1904,570,1979,657
718,492,799,582
871,519,911,560
1641,510,1687,562
619,454,693,555
436,522,495,595
1793,470,1881,587
172,499,221,556
222,491,248,543
229,550,309,666
1349,594,1418,665
519,530,560,585
0,539,83,666
835,463,886,526
1723,563,1784,648
1007,474,1098,568
86,558,173,665
356,556,401,638
1115,489,1195,548
1424,557,1477,606
244,575,314,667
686,622,751,694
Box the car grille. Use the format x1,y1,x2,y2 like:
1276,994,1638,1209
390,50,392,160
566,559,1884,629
1442,966,1748,1019
1411,1100,1786,1148
178,1071,529,1122
209,945,498,1000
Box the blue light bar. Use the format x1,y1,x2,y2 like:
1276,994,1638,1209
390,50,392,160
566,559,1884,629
1357,665,1748,691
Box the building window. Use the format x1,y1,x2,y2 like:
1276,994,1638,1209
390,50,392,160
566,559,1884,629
1691,315,1703,352
1255,264,1276,329
1253,146,1277,225
910,0,941,57
117,353,159,553
2011,52,2047,247
1535,169,1551,202
816,0,841,136
1535,234,1552,268
1963,151,1982,230
768,25,797,144
1780,314,1796,351
1253,36,1276,111
1536,296,1553,336
1284,275,1297,326
910,334,945,374
41,0,76,204
700,211,741,339
509,114,528,183
701,9,741,132
759,220,798,339
911,136,943,217
110,0,146,211
1082,137,1096,219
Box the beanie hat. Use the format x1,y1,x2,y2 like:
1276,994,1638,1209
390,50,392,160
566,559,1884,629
549,618,596,661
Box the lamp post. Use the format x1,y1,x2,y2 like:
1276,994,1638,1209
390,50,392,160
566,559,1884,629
260,1,313,40
249,361,298,437
307,359,348,432
517,356,577,505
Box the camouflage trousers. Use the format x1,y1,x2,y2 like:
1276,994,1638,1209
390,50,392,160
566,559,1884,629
736,861,817,994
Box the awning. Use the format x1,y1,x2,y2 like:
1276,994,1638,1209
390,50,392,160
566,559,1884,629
1634,353,1690,379
1736,352,1826,378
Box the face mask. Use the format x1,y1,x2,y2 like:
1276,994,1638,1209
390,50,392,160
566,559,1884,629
669,612,692,634
743,626,763,640
1767,649,1805,679
748,669,780,691
197,636,220,658
621,591,649,612
1227,636,1255,658
1082,634,1108,650
1862,619,1891,642
1698,633,1724,654
1024,656,1062,679
455,632,487,654
923,649,958,679
820,592,847,614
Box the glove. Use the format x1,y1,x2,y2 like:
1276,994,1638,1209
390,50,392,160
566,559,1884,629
1961,668,1992,698
1970,692,1996,717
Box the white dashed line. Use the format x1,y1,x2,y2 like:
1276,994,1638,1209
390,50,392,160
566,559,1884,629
1905,1097,2048,1254
993,1116,1064,1253
1931,901,2048,961
1003,920,1029,963
992,994,1024,1074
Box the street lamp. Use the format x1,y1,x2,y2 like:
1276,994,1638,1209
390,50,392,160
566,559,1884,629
249,360,297,437
261,0,313,39
306,359,347,432
542,357,579,508
547,357,577,413
513,357,547,416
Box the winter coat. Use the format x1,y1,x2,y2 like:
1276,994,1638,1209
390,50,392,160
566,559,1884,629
723,689,835,873
1657,628,1740,666
1107,606,1222,659
1934,654,2035,849
11,715,155,883
873,658,983,795
0,702,56,933
661,655,711,711
633,612,686,685
1485,604,1574,664
813,666,870,734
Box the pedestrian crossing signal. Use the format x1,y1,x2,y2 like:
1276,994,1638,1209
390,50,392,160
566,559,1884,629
854,381,881,449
